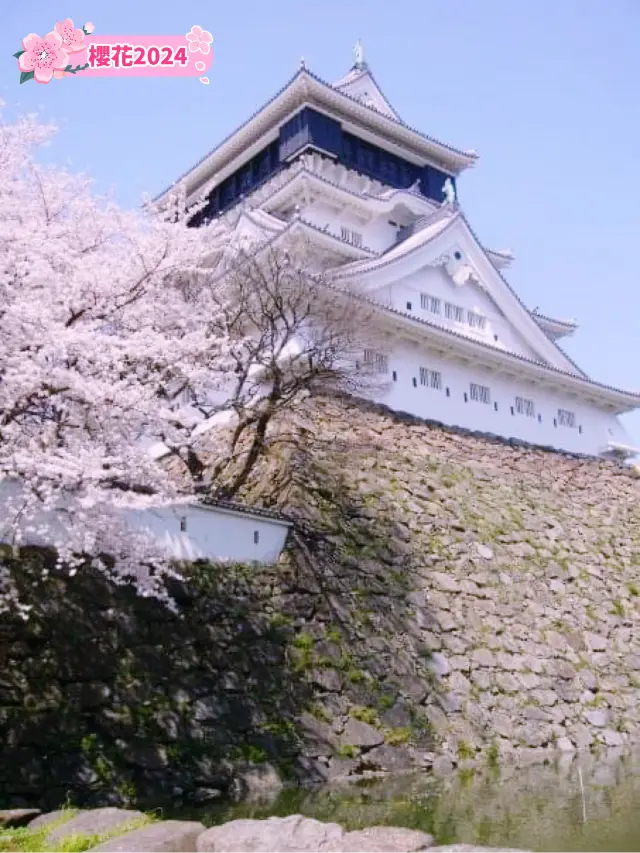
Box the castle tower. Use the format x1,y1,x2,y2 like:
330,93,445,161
155,48,639,458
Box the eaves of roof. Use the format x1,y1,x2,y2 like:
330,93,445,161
372,298,640,408
335,207,588,380
199,216,640,409
531,311,578,330
154,67,476,203
197,495,292,524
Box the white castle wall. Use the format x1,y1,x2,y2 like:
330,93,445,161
366,338,630,456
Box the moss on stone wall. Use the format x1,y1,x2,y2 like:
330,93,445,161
1,392,639,808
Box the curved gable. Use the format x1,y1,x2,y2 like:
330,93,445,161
333,211,583,375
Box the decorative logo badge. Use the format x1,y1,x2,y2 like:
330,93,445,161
13,19,213,85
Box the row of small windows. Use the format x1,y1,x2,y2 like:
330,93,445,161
341,226,363,247
419,293,487,331
360,352,581,431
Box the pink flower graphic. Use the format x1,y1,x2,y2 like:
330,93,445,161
85,22,95,34
185,25,212,55
18,32,69,84
54,18,86,54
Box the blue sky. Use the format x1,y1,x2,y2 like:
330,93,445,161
3,0,639,442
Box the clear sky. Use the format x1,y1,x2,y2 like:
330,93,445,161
3,0,639,443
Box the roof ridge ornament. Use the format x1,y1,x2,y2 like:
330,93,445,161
353,39,365,69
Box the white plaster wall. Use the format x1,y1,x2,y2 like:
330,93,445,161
299,200,398,253
0,479,290,565
363,339,631,456
374,268,543,363
127,505,290,564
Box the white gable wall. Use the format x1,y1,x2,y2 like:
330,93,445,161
300,200,398,253
364,338,631,455
334,72,399,119
372,268,544,362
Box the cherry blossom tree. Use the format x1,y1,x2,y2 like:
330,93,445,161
0,110,233,614
0,110,386,616
164,236,388,499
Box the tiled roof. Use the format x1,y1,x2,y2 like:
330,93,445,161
303,67,475,161
198,495,291,523
531,310,578,329
154,66,475,202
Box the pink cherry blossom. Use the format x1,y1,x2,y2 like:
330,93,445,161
18,32,69,84
84,22,95,34
54,18,86,53
0,109,236,615
185,24,213,55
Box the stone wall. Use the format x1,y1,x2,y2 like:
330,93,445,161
229,393,640,764
1,392,639,808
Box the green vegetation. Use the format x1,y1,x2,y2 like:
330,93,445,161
376,693,396,711
611,599,625,617
457,740,475,760
268,612,293,629
350,705,379,726
385,727,411,745
336,743,359,758
292,631,315,650
486,741,500,768
309,703,332,723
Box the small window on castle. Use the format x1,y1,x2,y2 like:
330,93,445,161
468,311,487,331
253,530,260,544
515,396,535,418
412,377,417,387
445,302,464,322
406,301,412,311
537,414,542,423
392,370,397,381
420,293,441,314
419,367,442,390
363,349,388,373
557,408,576,428
469,383,491,404
445,387,450,397
494,402,499,412
180,517,187,532
578,425,583,434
